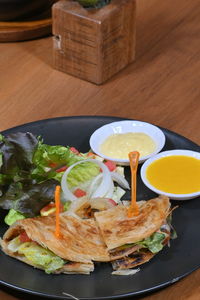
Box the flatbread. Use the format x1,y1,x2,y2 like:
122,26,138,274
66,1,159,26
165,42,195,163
94,195,170,250
57,262,94,274
1,214,110,264
0,238,94,274
0,195,172,274
112,250,155,270
66,197,116,219
109,244,142,261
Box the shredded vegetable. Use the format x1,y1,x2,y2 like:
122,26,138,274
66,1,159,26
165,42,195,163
112,268,140,276
111,172,130,190
61,158,130,202
61,159,114,201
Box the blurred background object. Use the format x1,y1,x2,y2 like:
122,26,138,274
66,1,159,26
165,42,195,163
53,0,136,84
0,0,57,42
76,0,111,8
0,0,56,21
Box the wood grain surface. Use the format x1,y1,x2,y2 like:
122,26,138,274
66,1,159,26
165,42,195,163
0,0,200,299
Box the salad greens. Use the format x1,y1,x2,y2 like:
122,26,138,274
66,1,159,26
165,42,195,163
4,209,25,225
8,236,65,274
66,162,100,188
122,214,178,254
0,132,99,223
0,179,58,217
119,231,166,254
135,232,166,253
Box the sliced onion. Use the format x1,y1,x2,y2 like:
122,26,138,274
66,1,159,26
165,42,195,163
88,173,114,199
112,268,140,276
111,172,130,190
61,159,113,201
88,161,112,199
88,173,103,197
103,179,114,198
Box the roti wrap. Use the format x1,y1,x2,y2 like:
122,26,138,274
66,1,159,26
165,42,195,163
0,213,110,274
94,195,171,250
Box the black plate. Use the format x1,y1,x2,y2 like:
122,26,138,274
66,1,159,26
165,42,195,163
0,116,200,300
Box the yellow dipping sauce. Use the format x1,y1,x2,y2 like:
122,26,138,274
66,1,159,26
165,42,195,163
100,132,156,159
146,155,200,194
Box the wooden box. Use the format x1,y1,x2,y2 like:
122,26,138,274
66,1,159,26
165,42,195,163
52,0,136,84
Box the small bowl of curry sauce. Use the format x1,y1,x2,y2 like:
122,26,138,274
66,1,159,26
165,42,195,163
141,149,200,200
89,120,166,165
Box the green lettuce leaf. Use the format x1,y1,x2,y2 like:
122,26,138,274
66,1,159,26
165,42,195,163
136,232,166,253
4,208,25,225
17,240,65,274
7,236,23,252
67,162,100,187
32,142,99,183
0,133,78,216
0,179,58,217
0,132,100,218
33,142,82,167
32,142,100,187
0,132,38,176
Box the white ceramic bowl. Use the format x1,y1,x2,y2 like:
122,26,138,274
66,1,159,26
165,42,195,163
89,120,166,165
140,149,200,200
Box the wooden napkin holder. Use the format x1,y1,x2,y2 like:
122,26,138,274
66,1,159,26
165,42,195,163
52,0,136,84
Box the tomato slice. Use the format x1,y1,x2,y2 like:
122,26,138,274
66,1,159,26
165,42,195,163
87,152,95,157
70,147,79,155
49,162,57,168
104,160,116,172
19,231,32,243
41,203,55,213
55,166,68,173
74,188,86,198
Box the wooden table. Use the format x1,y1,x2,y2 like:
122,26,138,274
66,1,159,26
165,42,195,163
0,0,200,299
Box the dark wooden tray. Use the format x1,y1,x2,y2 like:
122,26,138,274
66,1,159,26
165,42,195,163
0,10,52,42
